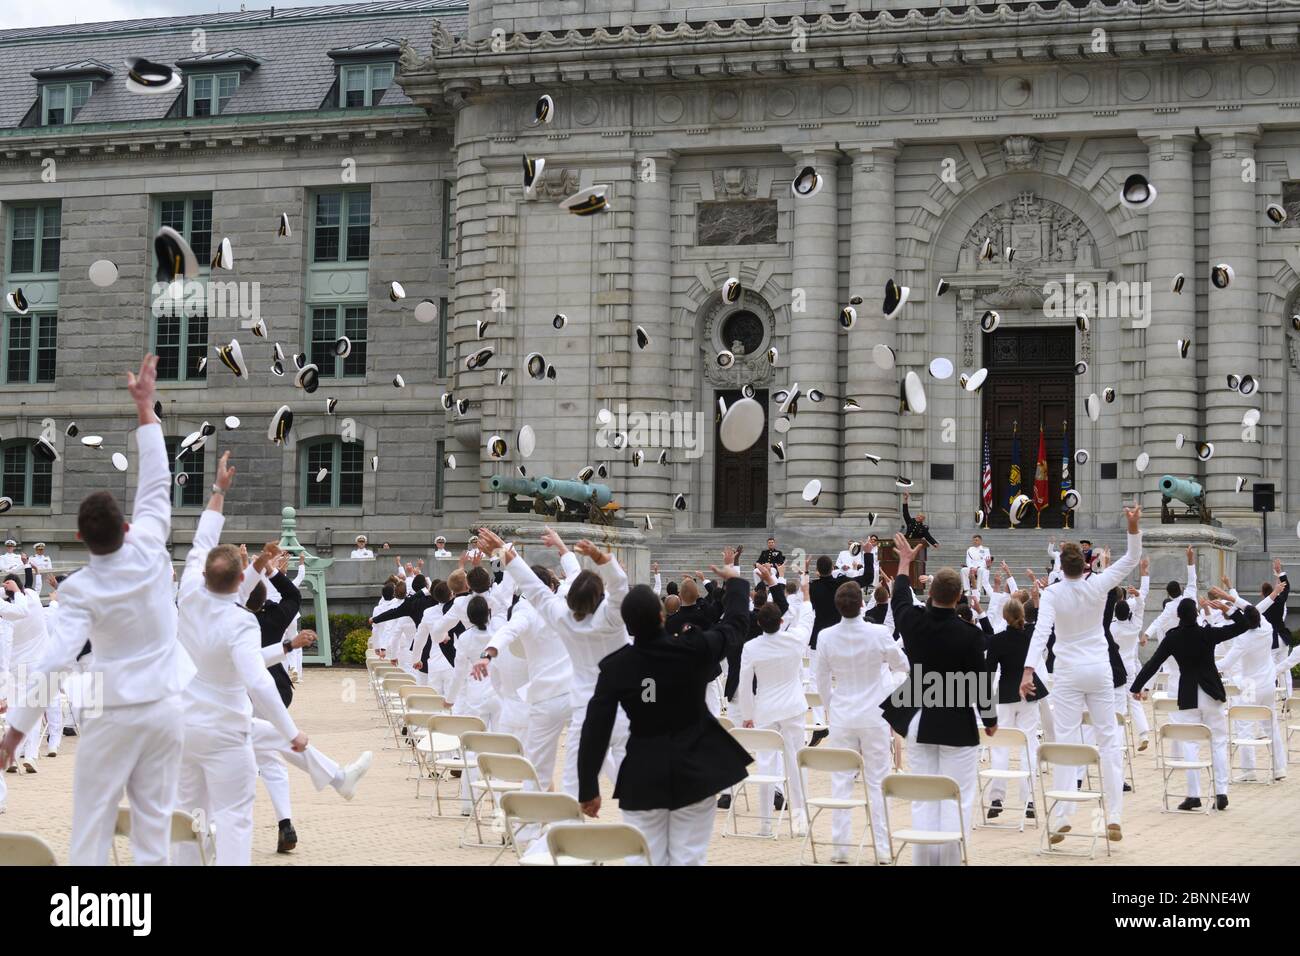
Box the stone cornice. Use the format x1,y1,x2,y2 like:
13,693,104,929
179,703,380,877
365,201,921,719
403,0,1300,97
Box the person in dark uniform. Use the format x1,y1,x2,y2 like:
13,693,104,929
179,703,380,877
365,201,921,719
755,537,786,582
901,491,940,549
881,533,996,864
577,552,753,866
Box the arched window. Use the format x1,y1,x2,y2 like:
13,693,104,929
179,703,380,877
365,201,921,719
164,437,205,508
1,440,52,507
300,437,363,509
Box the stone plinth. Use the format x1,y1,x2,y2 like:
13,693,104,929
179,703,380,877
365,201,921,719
485,518,651,587
1139,524,1239,617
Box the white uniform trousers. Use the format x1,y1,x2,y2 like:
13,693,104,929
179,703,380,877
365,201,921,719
1046,662,1123,825
622,795,717,866
454,695,503,810
523,694,570,791
704,679,721,718
1117,661,1150,740
1171,689,1230,798
177,720,259,866
758,713,806,826
251,718,340,821
805,647,826,726
1276,647,1294,698
41,675,65,754
904,713,978,866
1237,673,1286,777
560,704,629,801
828,719,892,859
286,646,303,675
70,695,184,866
989,700,1039,805
497,697,529,742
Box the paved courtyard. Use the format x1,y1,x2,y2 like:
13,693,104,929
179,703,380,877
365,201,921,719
3,667,1297,866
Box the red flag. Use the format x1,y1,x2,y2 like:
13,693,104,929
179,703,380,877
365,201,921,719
1033,426,1049,510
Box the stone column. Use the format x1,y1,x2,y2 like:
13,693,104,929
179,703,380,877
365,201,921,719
1138,132,1199,512
782,147,841,516
843,142,898,518
1205,127,1261,520
625,152,675,517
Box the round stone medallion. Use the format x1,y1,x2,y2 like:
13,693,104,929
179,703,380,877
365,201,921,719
999,77,1031,107
1118,70,1151,102
824,84,853,115
883,81,911,112
711,90,740,121
655,93,684,124
573,95,600,126
940,79,971,110
767,87,796,118
1245,64,1276,96
1181,67,1213,99
1059,73,1090,105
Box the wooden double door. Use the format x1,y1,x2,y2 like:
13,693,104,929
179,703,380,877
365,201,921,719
981,328,1075,529
714,389,768,528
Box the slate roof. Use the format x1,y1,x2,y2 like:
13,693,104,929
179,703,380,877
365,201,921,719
0,1,467,130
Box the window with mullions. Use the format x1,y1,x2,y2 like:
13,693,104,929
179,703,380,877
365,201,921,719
436,296,449,378
164,437,205,508
41,82,92,126
1,441,52,508
309,305,367,378
153,196,212,382
3,313,57,385
339,63,394,108
440,180,452,259
312,190,370,263
8,204,61,276
434,439,445,512
188,73,240,117
301,438,363,508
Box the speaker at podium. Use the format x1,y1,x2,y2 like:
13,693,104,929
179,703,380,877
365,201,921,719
875,539,929,589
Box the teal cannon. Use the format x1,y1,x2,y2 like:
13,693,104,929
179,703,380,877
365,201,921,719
1159,475,1211,524
490,474,619,524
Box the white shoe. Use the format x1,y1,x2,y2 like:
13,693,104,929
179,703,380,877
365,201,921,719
829,851,851,864
1239,771,1258,783
793,817,808,837
757,824,773,838
336,751,373,800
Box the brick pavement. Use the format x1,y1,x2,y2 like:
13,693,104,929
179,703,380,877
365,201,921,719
2,667,1297,866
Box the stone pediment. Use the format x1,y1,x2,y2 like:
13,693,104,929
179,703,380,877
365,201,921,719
960,191,1097,271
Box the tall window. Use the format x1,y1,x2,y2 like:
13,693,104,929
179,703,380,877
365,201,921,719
312,190,370,263
309,305,367,378
436,296,449,378
188,73,240,117
153,196,212,382
440,179,453,259
7,203,61,275
434,439,445,512
1,441,52,507
301,438,363,508
3,313,57,384
41,82,92,125
339,63,393,108
164,437,205,508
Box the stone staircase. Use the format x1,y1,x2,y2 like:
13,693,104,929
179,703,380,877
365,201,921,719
648,526,1131,586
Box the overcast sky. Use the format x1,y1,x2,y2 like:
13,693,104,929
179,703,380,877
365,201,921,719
0,0,370,30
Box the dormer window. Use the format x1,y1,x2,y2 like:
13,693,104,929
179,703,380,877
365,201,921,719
327,40,400,109
340,63,394,108
187,73,240,117
30,60,112,127
175,50,260,118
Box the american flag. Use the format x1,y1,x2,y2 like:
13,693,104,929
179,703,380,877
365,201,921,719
981,428,994,514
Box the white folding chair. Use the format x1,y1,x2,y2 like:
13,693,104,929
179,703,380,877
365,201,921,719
804,692,827,742
724,727,794,840
170,809,217,866
880,773,968,866
1286,696,1299,758
977,726,1036,831
796,746,875,865
1151,698,1180,765
469,749,539,851
1036,742,1110,858
498,791,584,866
0,832,58,866
1156,722,1215,814
1227,703,1276,784
716,715,735,731
546,823,653,866
421,715,487,818
460,732,526,848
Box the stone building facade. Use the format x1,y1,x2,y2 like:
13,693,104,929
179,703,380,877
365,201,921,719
403,0,1300,561
2,0,1300,579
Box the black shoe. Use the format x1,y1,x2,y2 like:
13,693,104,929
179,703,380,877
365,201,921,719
1215,794,1229,811
987,799,1003,819
809,729,830,748
717,793,732,810
62,727,77,737
1123,782,1132,793
773,791,785,812
277,820,298,853
1076,779,1084,789
1176,797,1202,811
4,766,14,774
1025,802,1035,820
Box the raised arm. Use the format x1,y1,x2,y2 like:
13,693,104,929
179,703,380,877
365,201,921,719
125,354,172,548
233,623,301,744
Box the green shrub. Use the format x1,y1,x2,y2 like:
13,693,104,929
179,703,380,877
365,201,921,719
340,629,371,665
299,613,371,662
